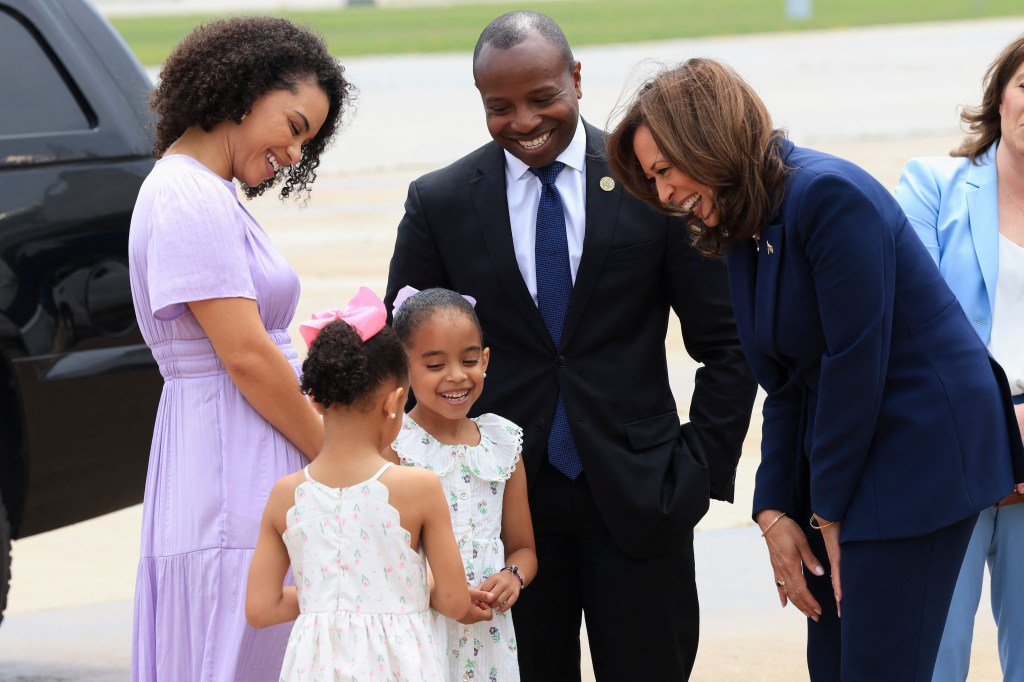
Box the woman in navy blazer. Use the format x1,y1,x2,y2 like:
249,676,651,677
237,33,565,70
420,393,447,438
607,58,1024,681
896,35,1024,682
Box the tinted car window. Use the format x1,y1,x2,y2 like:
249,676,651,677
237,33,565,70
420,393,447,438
0,9,92,137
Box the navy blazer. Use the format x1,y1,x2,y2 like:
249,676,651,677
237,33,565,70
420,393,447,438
386,121,757,558
727,140,1024,543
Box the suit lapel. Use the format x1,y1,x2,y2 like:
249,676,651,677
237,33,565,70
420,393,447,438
754,218,786,357
471,143,554,350
965,145,999,317
559,122,619,350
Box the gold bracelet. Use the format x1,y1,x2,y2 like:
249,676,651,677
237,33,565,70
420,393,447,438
809,516,836,530
760,512,787,537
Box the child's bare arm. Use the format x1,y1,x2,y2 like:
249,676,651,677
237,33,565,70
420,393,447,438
416,472,473,621
477,465,536,614
245,476,300,628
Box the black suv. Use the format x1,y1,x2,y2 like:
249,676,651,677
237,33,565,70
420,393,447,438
0,0,162,623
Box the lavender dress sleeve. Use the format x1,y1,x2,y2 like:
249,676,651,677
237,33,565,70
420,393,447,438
146,169,256,321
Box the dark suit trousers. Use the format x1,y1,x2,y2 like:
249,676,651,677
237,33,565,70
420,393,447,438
515,459,699,681
804,513,977,681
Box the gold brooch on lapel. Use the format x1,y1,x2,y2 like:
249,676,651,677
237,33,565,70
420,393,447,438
599,176,615,192
754,234,775,254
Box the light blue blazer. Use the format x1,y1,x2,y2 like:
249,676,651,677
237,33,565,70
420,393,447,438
895,144,998,344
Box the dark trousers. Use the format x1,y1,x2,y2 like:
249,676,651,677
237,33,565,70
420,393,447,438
804,513,977,681
515,459,699,681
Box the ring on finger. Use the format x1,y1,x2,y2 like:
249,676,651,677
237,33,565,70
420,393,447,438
775,579,786,588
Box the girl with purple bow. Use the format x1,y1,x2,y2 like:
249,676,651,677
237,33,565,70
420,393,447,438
389,286,537,682
246,287,473,681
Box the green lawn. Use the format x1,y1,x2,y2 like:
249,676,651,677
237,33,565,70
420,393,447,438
112,0,1024,66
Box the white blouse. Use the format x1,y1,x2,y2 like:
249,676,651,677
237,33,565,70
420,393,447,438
989,233,1024,397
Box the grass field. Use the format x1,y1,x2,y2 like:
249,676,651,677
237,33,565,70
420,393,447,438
112,0,1024,65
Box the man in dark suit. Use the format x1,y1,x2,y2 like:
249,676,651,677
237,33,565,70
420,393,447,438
384,11,756,680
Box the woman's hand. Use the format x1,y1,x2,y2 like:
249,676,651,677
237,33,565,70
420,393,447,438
189,297,323,459
813,513,843,617
757,509,825,621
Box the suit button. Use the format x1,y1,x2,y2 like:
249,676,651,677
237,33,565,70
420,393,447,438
535,418,545,431
557,355,567,368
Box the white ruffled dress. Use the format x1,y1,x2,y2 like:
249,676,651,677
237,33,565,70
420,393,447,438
393,414,523,682
279,462,445,681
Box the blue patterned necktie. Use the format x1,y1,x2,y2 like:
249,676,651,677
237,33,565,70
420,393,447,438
530,162,582,480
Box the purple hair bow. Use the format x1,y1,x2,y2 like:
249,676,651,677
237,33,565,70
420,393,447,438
299,287,387,348
391,285,477,317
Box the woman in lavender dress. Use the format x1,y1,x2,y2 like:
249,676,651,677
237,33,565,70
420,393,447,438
127,17,352,680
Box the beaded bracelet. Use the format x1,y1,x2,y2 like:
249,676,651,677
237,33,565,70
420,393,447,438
500,565,525,591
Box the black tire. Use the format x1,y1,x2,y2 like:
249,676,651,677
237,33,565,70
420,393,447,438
0,487,9,627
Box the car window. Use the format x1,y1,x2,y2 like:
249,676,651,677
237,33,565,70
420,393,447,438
0,9,92,137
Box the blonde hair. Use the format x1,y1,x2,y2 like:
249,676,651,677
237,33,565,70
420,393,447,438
953,34,1024,162
607,58,788,256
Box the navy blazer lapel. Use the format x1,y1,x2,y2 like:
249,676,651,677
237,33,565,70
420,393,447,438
754,218,786,357
471,142,554,351
559,121,619,350
749,139,800,362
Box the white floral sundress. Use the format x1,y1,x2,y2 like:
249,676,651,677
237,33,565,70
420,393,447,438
393,414,523,682
279,462,445,681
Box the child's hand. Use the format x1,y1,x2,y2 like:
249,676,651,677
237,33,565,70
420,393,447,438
456,588,495,624
477,571,522,614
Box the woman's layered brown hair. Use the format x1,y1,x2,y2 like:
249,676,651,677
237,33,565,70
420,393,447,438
607,58,788,256
953,34,1024,162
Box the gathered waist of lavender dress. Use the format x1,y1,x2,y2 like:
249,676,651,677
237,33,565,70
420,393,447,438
151,329,297,379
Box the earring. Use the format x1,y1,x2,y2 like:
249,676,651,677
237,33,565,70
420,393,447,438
390,412,397,419
483,372,487,378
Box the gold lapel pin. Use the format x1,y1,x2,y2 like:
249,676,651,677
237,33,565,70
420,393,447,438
767,242,774,254
599,176,615,192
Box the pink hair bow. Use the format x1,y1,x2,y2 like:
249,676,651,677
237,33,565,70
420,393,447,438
299,287,387,348
391,285,477,317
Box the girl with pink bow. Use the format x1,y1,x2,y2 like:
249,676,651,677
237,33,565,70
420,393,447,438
246,288,475,681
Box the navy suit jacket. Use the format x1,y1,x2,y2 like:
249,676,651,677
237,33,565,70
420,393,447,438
727,140,1024,542
386,121,757,558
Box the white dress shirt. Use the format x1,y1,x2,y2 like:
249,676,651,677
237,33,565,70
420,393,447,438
989,233,1024,397
503,118,587,303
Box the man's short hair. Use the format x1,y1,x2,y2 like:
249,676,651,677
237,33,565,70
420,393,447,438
472,11,575,73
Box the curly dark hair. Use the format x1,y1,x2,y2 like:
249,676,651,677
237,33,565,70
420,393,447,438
392,288,483,349
300,321,408,410
151,16,354,200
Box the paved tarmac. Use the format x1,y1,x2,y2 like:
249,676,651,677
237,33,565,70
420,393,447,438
3,12,1023,682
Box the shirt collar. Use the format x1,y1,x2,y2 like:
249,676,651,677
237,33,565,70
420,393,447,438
504,117,587,180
